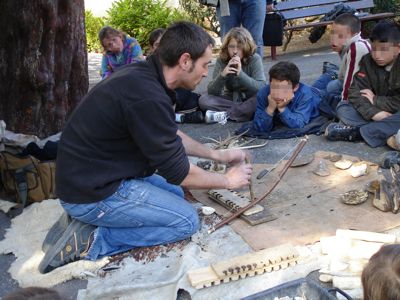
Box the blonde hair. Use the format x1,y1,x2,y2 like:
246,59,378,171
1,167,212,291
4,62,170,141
362,244,400,300
219,27,256,64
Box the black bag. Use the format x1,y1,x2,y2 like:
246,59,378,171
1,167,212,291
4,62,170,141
263,12,284,46
199,0,218,7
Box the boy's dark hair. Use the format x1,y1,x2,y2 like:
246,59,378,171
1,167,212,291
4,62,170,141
334,13,361,34
370,20,400,43
3,287,64,300
156,21,215,67
149,28,165,47
362,244,400,300
269,61,300,87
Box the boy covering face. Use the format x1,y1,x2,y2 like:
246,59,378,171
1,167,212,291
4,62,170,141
325,20,400,148
252,61,322,133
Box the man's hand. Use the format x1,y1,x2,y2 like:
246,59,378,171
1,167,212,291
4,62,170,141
216,148,247,165
266,95,277,116
224,163,253,189
372,111,392,121
360,89,375,104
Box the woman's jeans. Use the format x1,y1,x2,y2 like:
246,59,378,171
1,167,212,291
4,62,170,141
61,174,199,260
217,0,266,57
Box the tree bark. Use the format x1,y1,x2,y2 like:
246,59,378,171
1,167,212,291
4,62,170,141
0,0,88,138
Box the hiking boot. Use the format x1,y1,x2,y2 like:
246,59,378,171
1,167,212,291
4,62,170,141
387,135,400,151
325,123,362,142
182,111,204,123
39,219,96,274
204,110,228,124
42,212,72,252
379,151,400,169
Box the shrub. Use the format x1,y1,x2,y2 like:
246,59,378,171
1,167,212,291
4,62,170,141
106,0,186,53
179,0,220,36
85,10,105,53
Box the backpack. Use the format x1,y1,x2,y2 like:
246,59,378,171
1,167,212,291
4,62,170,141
0,152,56,207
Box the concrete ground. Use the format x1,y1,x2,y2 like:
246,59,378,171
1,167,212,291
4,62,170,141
0,46,392,299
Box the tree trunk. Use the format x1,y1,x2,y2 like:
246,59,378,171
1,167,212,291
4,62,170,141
0,0,88,138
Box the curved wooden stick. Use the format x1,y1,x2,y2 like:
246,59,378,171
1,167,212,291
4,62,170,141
208,137,308,234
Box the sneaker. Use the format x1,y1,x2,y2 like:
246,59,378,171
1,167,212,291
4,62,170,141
182,111,204,123
39,219,96,274
204,110,228,124
387,135,400,151
324,123,362,142
42,212,72,252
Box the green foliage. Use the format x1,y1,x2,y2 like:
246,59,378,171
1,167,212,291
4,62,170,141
179,0,220,36
85,10,105,53
106,0,185,53
372,0,400,13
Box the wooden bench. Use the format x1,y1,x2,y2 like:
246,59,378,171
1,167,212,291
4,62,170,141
269,0,398,60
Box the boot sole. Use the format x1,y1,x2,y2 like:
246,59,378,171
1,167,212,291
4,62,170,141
39,219,87,274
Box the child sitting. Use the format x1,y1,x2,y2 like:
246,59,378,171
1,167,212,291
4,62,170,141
199,27,266,122
321,13,370,100
325,20,400,148
99,26,144,79
252,61,322,134
362,244,400,300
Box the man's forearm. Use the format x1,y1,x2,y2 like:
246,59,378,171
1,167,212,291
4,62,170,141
178,130,219,161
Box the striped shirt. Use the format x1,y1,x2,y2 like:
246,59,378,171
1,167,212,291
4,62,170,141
338,33,371,100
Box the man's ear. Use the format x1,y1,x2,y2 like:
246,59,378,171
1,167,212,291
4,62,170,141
293,83,300,93
179,53,192,71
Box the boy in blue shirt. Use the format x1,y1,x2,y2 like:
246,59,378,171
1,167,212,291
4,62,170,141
253,61,322,133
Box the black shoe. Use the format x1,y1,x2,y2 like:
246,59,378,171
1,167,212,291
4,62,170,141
39,219,96,273
182,111,204,123
380,151,400,169
42,212,72,252
325,123,362,142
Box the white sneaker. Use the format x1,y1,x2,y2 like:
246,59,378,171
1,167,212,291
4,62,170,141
205,110,227,124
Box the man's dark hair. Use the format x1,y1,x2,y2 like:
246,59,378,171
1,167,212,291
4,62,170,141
334,13,361,34
370,20,400,43
269,61,300,87
149,28,165,47
156,21,215,67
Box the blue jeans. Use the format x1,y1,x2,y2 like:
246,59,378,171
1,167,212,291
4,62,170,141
61,174,199,260
336,101,400,147
312,74,342,96
217,0,266,57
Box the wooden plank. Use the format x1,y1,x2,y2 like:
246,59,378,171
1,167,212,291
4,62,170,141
281,4,337,20
208,189,277,226
285,12,397,31
276,0,342,11
211,243,298,278
279,0,374,20
187,244,299,289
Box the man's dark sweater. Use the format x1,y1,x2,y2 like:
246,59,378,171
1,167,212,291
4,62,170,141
56,55,190,204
